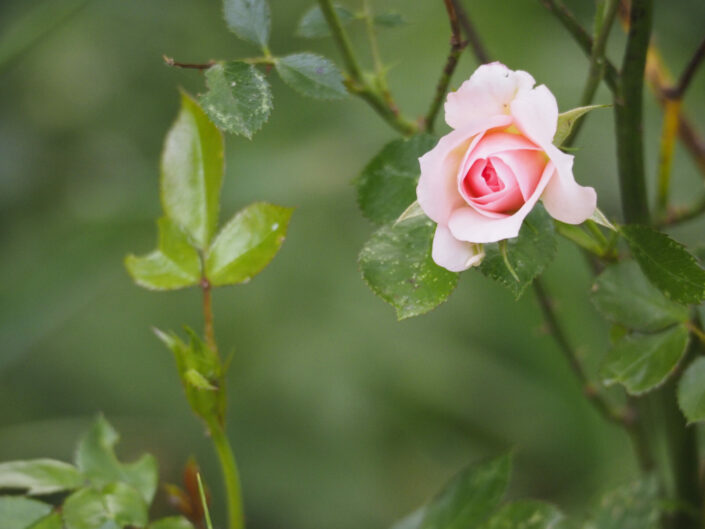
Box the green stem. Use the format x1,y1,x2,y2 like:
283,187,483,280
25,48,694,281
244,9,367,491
361,0,390,102
317,0,363,82
210,423,245,529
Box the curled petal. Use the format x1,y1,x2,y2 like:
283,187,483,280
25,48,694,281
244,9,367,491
541,144,597,223
432,224,485,272
510,85,559,146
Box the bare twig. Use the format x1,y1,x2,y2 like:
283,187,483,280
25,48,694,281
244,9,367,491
164,55,215,70
449,0,490,64
663,35,705,100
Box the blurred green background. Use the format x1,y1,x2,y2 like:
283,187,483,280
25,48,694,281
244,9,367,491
1,0,704,527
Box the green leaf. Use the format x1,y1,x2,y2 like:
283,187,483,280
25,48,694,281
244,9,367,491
185,368,218,391
205,202,293,286
0,458,83,495
149,516,196,529
75,416,158,504
161,92,224,250
677,357,705,424
621,225,705,304
63,483,148,529
478,501,564,529
356,134,437,225
0,497,52,529
390,507,427,529
222,0,270,48
275,53,347,100
296,5,355,38
359,215,458,320
374,12,406,28
591,261,689,332
584,477,659,529
418,453,511,529
600,324,689,395
200,61,273,139
28,512,62,529
125,217,201,291
478,205,557,299
553,105,609,146
155,328,224,423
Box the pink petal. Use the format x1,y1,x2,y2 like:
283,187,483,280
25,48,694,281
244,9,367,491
417,115,512,225
510,85,559,146
432,224,485,272
448,160,556,243
541,144,597,223
493,149,548,200
445,63,536,129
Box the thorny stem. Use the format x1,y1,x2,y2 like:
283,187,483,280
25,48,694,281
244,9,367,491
449,0,490,64
164,55,215,70
656,98,681,218
201,278,216,353
533,279,651,470
663,35,705,101
425,0,468,131
658,194,705,227
361,0,391,105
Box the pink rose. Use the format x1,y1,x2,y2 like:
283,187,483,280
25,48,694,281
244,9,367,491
417,62,597,272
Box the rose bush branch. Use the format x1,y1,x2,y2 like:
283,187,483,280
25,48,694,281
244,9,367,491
450,0,490,64
424,0,468,132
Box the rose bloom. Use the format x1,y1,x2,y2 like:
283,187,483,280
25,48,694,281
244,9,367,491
417,62,597,272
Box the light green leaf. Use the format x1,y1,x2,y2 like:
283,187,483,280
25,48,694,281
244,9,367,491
155,328,224,423
600,324,689,395
276,53,347,99
591,261,689,332
554,105,609,146
479,205,556,299
478,501,564,529
677,357,705,424
149,516,195,529
296,5,355,38
374,12,406,28
418,453,511,529
223,0,270,48
205,202,293,286
200,61,273,139
356,134,437,225
125,217,201,291
359,215,458,320
395,200,425,225
390,507,427,529
590,208,616,231
28,512,62,529
584,477,659,529
63,483,148,529
0,497,52,529
0,458,83,495
161,92,224,250
185,368,218,391
621,225,705,304
75,416,158,504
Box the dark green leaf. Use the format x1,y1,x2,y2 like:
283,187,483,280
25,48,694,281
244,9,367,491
155,328,224,424
356,134,436,225
28,512,62,529
359,215,458,320
276,53,347,99
374,12,406,28
125,217,201,291
205,202,293,286
0,497,51,529
479,205,557,299
296,5,355,38
223,0,270,48
584,477,659,529
478,501,564,529
161,92,224,250
677,357,705,424
63,483,148,529
553,105,608,146
149,516,196,529
419,454,511,529
200,61,273,139
600,325,689,395
591,261,689,332
0,458,83,495
75,416,158,504
621,225,705,304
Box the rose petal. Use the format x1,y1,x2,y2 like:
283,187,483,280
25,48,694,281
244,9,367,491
541,144,597,223
432,224,485,272
417,115,512,224
493,149,547,200
448,160,556,243
445,63,536,129
510,84,558,145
